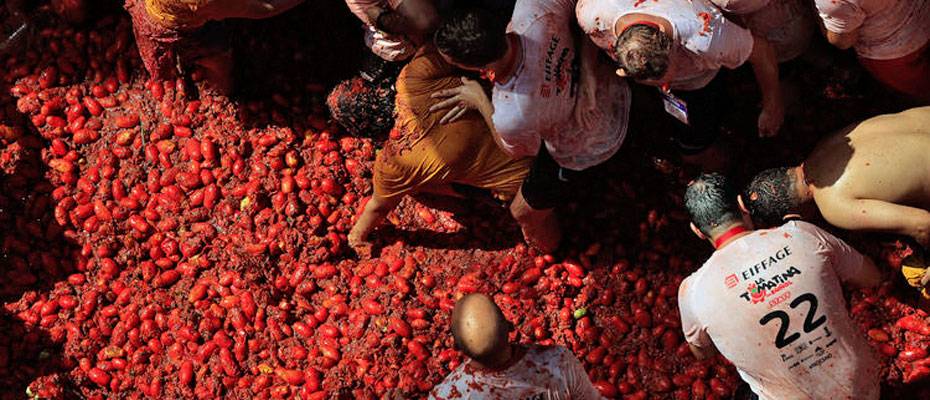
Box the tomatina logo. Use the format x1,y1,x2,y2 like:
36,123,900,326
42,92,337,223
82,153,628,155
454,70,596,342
745,282,767,304
725,274,738,288
739,266,802,303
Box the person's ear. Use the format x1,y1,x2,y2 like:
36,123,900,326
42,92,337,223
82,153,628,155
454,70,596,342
690,222,706,241
737,195,750,215
616,68,628,77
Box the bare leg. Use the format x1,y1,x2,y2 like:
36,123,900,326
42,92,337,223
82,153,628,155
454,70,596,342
193,50,234,95
510,187,560,254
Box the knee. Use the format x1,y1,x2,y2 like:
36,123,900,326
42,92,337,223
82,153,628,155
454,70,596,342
509,197,538,223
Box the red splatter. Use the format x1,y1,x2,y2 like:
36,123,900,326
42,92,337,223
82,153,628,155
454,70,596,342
698,12,712,36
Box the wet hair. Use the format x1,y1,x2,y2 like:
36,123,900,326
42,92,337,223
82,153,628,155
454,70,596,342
614,24,672,81
744,167,800,227
434,9,507,68
685,173,741,235
326,76,396,138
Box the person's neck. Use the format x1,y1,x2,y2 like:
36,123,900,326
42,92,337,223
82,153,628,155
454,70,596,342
489,34,521,84
710,222,751,250
471,343,522,372
795,165,815,202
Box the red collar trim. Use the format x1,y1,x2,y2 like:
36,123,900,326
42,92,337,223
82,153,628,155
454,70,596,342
621,20,662,34
714,226,749,249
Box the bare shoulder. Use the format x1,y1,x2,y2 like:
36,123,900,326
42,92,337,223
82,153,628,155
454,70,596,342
849,107,930,138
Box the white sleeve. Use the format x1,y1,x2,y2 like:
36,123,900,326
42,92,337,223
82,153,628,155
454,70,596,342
560,348,606,400
491,107,543,157
815,0,867,34
707,16,755,69
678,276,714,349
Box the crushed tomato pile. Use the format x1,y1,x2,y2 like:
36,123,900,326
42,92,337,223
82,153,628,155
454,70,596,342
2,2,930,399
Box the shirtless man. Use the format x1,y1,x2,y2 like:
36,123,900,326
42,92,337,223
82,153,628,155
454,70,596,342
681,173,881,399
430,5,632,252
429,293,603,399
744,107,930,248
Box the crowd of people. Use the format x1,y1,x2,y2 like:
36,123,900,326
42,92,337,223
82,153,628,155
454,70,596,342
322,0,930,398
5,0,930,398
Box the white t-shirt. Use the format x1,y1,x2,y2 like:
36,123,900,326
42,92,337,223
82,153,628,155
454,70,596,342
492,0,631,171
576,0,754,90
711,0,814,62
679,221,881,400
428,345,605,400
815,0,930,60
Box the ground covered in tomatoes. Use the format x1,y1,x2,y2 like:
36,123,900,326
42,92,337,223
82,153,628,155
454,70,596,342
2,1,930,399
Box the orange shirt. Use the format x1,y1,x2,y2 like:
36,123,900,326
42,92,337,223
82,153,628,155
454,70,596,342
373,47,533,201
143,0,212,29
143,0,302,29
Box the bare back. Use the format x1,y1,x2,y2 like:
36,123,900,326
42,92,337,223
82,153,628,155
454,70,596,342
807,107,930,208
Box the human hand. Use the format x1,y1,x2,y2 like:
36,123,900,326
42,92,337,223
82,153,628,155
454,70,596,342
429,77,488,124
348,228,372,258
758,101,784,138
364,26,413,62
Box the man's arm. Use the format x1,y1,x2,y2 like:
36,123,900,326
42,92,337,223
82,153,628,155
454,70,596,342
806,221,882,288
848,256,881,288
747,35,784,137
677,279,719,360
818,196,930,248
348,194,403,254
392,0,438,34
814,0,864,50
367,0,437,36
689,343,719,360
430,77,535,157
826,29,859,50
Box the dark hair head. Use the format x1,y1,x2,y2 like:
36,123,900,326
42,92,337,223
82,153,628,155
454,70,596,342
326,76,396,138
614,24,672,80
685,173,741,235
434,9,507,68
744,167,800,227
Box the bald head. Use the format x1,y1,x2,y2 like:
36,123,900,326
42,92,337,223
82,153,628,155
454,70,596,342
451,294,511,364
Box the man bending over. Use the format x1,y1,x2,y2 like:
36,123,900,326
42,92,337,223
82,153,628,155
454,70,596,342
744,107,930,248
328,46,533,255
681,173,881,399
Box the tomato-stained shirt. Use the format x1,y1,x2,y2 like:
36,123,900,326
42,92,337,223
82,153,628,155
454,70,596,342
492,0,630,171
576,0,753,90
814,0,930,60
428,345,604,400
678,221,880,400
